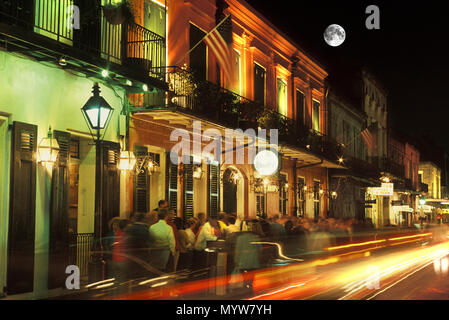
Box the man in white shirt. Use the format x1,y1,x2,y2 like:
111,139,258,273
148,209,175,271
194,218,219,251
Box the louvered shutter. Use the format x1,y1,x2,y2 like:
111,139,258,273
7,121,37,294
209,163,219,218
183,156,194,220
102,141,120,238
166,152,178,213
48,130,70,289
133,145,149,213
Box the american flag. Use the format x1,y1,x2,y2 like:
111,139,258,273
203,15,233,82
361,122,377,153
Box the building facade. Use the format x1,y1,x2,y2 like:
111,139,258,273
125,0,344,224
0,0,167,297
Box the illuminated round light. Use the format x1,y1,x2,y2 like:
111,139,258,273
101,69,109,78
143,84,148,92
58,57,67,66
338,157,344,163
254,149,279,176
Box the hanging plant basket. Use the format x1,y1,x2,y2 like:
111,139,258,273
103,1,134,25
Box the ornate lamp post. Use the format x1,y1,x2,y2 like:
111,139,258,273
81,83,114,281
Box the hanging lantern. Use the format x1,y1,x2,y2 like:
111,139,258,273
119,150,136,171
38,126,60,165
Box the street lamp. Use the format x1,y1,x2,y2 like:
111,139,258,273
81,83,114,282
38,126,60,166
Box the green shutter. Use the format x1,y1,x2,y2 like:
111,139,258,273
183,156,194,220
166,152,178,213
209,163,220,218
48,130,71,289
134,145,149,213
8,121,37,294
102,141,120,237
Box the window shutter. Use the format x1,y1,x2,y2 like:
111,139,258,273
102,141,120,238
166,152,178,213
48,130,71,289
133,145,149,213
7,121,37,294
209,163,220,218
183,156,194,220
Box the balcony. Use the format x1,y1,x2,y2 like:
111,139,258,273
344,157,380,180
0,0,166,87
131,66,342,163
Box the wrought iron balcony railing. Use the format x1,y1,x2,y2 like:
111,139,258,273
0,0,165,79
132,66,342,162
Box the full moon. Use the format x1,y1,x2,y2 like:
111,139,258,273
324,24,346,47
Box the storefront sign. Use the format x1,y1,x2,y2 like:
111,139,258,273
368,183,394,196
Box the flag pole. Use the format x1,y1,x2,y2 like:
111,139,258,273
174,14,231,66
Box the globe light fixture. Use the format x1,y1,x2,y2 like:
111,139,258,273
254,149,279,176
81,83,114,135
38,126,60,165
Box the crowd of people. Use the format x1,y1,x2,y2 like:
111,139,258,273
104,201,376,282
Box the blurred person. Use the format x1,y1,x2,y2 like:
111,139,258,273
268,214,286,240
307,218,334,253
111,219,129,282
105,217,121,253
193,216,219,270
148,209,176,272
178,218,197,270
217,211,228,233
145,211,159,227
223,215,239,238
124,212,152,278
154,199,168,212
166,213,182,272
194,212,207,235
105,217,121,277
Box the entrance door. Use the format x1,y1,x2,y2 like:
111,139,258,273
222,168,237,214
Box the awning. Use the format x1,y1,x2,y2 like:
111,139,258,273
132,109,346,169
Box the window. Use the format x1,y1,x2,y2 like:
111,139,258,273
70,139,80,159
313,180,321,221
190,23,207,81
296,90,305,126
298,177,306,217
279,173,288,216
277,78,287,116
233,50,241,95
254,63,266,105
312,99,320,132
144,0,166,38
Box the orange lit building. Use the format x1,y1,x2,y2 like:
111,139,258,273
126,0,344,222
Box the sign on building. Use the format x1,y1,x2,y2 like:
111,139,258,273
368,183,394,196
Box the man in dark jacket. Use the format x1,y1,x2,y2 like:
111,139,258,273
124,212,152,278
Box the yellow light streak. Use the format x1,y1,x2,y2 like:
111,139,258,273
326,239,387,251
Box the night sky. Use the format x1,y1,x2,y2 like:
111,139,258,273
244,0,449,153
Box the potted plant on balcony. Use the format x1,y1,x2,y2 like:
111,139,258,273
103,0,134,25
